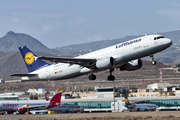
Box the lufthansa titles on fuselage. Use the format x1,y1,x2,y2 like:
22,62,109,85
116,39,141,49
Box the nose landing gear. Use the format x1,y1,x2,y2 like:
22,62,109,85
150,54,156,65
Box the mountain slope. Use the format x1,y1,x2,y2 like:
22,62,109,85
0,30,179,80
0,50,55,80
0,30,179,63
0,31,59,54
55,30,180,63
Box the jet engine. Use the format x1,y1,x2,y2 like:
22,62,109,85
120,59,142,71
96,57,114,69
17,104,29,114
18,108,27,114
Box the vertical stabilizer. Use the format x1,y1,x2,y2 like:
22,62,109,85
124,97,130,105
46,88,63,109
19,46,50,73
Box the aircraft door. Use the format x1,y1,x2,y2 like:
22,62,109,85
45,67,51,78
143,37,149,48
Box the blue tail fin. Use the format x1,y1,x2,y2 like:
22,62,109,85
19,46,50,73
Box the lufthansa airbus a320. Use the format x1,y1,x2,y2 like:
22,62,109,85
11,34,172,81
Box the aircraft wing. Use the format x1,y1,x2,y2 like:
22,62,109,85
38,56,97,68
134,100,146,104
23,105,47,109
10,74,38,77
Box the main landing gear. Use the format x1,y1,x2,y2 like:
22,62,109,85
88,74,96,80
88,68,115,81
150,54,156,65
107,69,115,81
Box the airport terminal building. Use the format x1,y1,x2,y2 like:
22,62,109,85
1,83,180,112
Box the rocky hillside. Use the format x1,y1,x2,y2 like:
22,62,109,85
0,31,58,54
0,30,180,63
55,30,180,63
0,30,179,80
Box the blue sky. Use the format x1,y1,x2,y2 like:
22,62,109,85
0,0,180,48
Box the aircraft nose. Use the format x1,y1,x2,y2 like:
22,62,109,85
163,38,172,47
166,38,172,46
168,38,172,45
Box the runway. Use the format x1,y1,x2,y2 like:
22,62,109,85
1,111,180,120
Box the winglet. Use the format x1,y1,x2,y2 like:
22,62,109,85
56,88,63,92
46,88,63,109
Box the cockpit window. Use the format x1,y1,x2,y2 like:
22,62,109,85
154,36,165,40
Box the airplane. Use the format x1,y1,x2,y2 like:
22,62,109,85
0,88,63,114
44,93,84,113
124,97,158,112
11,34,172,81
48,105,84,113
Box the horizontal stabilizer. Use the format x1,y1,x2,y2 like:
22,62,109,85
10,74,37,77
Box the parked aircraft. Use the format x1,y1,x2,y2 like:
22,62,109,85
11,34,172,81
124,97,158,112
50,105,84,113
0,88,63,114
44,93,83,113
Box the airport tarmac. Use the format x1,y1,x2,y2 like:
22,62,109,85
0,111,180,120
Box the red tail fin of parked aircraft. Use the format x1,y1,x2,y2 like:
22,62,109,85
46,88,63,109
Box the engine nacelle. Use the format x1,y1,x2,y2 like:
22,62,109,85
113,56,125,65
18,108,27,114
96,57,114,69
120,59,142,71
17,104,29,114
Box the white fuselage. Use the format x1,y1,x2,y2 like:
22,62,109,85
48,105,83,113
129,104,158,111
0,100,49,111
22,34,172,81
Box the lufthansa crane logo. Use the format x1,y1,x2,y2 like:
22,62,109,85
24,52,34,64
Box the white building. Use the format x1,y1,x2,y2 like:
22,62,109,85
147,83,171,92
95,87,127,98
27,88,46,95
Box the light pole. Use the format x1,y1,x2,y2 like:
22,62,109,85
113,80,116,111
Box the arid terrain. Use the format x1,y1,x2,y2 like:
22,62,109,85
2,61,180,94
1,111,180,120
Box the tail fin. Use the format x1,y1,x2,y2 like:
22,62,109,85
124,97,130,105
19,46,50,73
46,88,63,109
